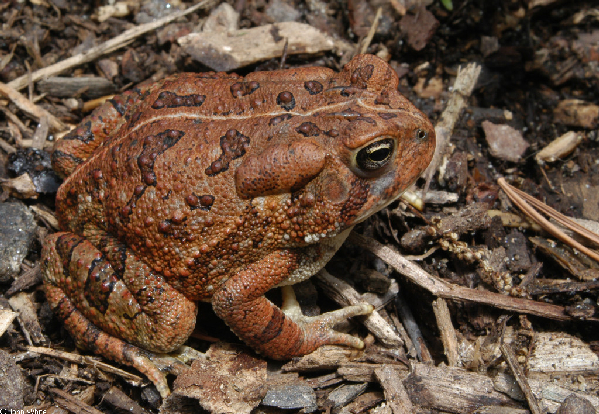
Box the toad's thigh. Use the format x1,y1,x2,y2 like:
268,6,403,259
42,232,197,353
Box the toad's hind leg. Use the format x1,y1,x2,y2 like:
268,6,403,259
51,87,147,177
41,232,197,397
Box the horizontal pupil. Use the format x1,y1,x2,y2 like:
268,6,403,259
369,148,389,162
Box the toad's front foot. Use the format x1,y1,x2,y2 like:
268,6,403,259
212,250,374,361
280,285,373,351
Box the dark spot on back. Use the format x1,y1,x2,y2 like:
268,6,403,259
350,64,374,89
230,81,260,97
277,91,295,111
152,91,206,109
205,129,251,176
296,122,321,137
269,114,293,126
304,81,323,95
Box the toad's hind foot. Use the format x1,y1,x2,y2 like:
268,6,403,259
44,282,173,397
280,285,373,350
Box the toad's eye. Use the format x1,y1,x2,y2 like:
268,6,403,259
355,138,395,171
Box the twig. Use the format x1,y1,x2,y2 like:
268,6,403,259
498,177,599,262
0,82,65,132
500,319,543,414
7,0,213,92
27,346,144,385
50,388,105,414
422,63,482,197
316,270,404,348
359,7,383,54
395,290,431,362
348,232,585,321
432,298,458,367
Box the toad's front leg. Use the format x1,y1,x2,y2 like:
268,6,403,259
212,250,373,359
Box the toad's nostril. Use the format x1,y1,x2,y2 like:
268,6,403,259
416,129,429,140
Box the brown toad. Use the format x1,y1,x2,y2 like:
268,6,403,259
42,54,435,396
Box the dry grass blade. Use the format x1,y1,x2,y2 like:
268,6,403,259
509,183,599,247
497,177,599,263
359,7,383,54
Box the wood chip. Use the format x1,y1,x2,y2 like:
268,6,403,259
173,342,267,414
8,292,47,345
535,131,583,164
527,332,599,376
282,345,362,372
0,309,18,338
37,76,117,99
102,387,149,414
49,388,105,414
179,22,339,72
432,298,458,367
554,99,599,128
324,382,368,410
0,174,39,199
374,365,414,414
404,363,521,412
0,81,65,132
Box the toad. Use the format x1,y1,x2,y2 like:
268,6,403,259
42,54,435,397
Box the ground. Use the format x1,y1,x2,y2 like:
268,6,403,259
0,0,598,413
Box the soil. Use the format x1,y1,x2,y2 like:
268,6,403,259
0,0,598,413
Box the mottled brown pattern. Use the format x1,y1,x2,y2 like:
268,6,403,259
43,54,435,397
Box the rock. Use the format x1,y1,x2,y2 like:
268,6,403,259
556,394,596,414
265,0,301,23
482,121,529,162
203,2,239,33
262,384,318,412
399,7,439,51
0,202,37,282
0,349,24,410
8,148,61,195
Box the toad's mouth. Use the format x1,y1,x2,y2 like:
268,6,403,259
349,173,422,225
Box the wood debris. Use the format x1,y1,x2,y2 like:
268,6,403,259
535,131,583,164
179,22,341,72
172,343,267,414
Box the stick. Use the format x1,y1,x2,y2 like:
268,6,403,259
7,0,213,92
